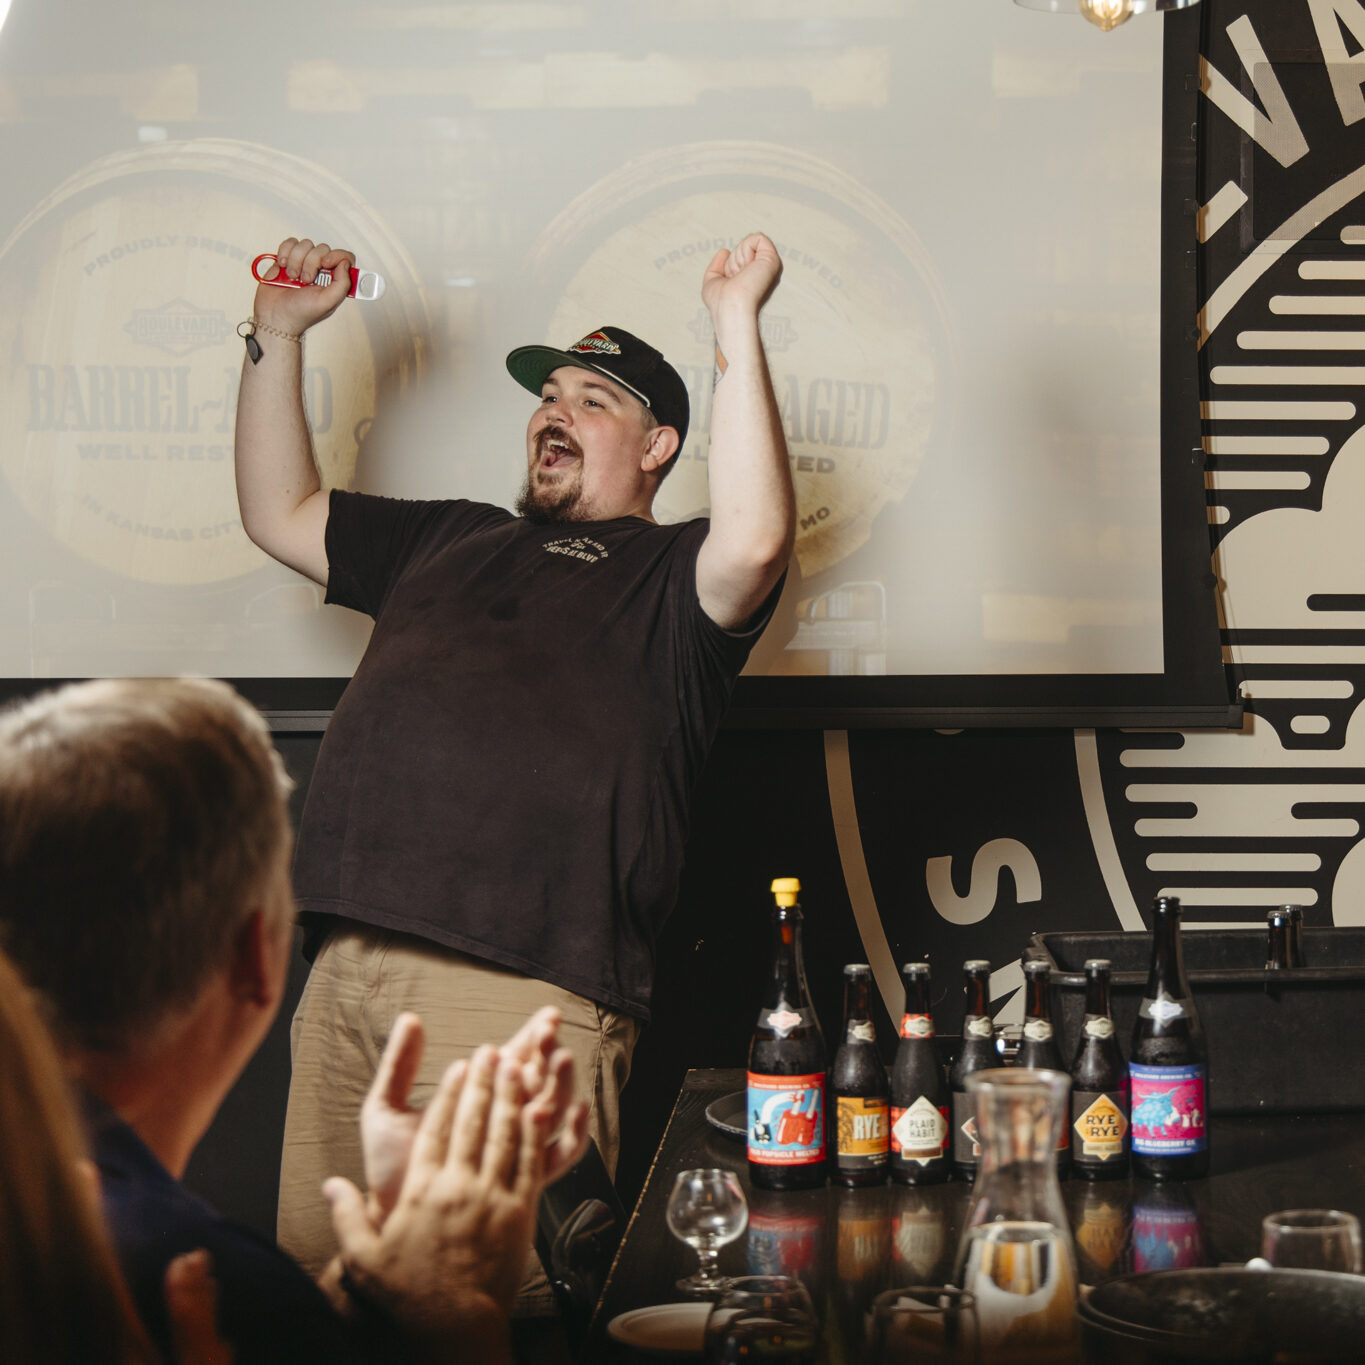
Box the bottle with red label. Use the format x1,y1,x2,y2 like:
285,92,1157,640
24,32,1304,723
889,961,949,1185
747,877,827,1191
1130,896,1209,1180
831,964,889,1186
1017,959,1072,1178
949,960,996,1180
1068,959,1130,1181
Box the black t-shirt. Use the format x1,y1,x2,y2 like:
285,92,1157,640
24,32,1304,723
293,491,775,1019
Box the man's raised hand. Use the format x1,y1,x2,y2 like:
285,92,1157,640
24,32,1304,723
701,232,783,331
252,236,354,335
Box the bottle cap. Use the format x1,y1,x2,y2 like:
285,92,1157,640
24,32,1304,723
902,961,930,979
1084,958,1111,972
963,958,990,973
1023,959,1049,978
843,962,871,977
770,877,801,906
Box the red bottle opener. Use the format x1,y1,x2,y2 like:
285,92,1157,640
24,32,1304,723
251,254,386,301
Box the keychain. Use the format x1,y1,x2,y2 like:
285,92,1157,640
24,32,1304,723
251,253,386,301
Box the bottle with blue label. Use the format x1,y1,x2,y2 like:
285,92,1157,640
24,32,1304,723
1130,896,1209,1180
747,877,827,1191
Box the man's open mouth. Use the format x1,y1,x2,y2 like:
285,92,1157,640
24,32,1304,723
538,431,581,470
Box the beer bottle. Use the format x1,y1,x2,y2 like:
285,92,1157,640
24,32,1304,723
1286,904,1305,967
747,877,827,1191
1130,897,1209,1180
1269,904,1305,967
889,962,949,1186
1017,959,1072,1176
1068,959,1130,1181
831,964,889,1186
949,960,996,1180
1266,908,1293,970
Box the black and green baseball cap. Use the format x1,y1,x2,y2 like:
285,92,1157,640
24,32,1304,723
506,326,690,448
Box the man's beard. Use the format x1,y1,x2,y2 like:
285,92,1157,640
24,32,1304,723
516,431,589,523
515,470,586,524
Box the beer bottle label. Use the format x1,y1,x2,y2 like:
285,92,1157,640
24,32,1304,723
836,1095,889,1168
1083,1016,1115,1039
746,1072,826,1166
899,1013,934,1039
890,1095,948,1164
1129,1063,1207,1156
951,1091,980,1163
847,1021,876,1043
1138,996,1185,1023
1072,1089,1130,1162
1023,1018,1054,1042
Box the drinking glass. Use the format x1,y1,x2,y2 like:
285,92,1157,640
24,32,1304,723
707,1307,819,1364
1261,1209,1363,1273
665,1167,749,1296
703,1276,816,1355
868,1286,980,1364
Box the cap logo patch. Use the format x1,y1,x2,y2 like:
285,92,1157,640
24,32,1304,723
569,331,621,356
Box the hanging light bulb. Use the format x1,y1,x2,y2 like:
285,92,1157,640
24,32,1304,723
1080,0,1135,29
1014,0,1201,26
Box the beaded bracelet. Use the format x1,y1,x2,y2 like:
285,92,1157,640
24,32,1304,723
237,318,302,365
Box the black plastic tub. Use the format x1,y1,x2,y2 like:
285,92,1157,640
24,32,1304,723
1078,1267,1365,1363
1025,928,1365,1116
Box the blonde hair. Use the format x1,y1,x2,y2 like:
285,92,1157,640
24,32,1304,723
0,949,156,1363
0,678,294,1054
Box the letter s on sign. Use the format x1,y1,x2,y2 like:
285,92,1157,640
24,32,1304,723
925,838,1042,926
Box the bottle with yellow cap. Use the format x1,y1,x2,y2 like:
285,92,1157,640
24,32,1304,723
746,877,828,1190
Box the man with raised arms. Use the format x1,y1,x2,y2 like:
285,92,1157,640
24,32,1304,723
234,231,795,1274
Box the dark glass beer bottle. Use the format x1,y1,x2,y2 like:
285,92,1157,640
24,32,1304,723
949,960,996,1180
1286,904,1305,967
1266,908,1293,970
889,962,949,1186
1130,897,1209,1180
831,964,889,1186
1017,959,1072,1176
1068,959,1130,1181
747,877,827,1191
1269,904,1305,968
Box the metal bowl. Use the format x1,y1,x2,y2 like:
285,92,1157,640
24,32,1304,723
1078,1267,1365,1363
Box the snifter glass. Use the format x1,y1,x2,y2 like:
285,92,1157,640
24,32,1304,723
666,1168,749,1296
1261,1209,1363,1274
953,1068,1081,1360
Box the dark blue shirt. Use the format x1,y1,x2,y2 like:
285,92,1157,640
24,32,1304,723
86,1093,358,1364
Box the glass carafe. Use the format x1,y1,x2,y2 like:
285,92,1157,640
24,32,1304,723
953,1069,1080,1364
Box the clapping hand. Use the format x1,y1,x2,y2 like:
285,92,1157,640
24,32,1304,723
359,1007,587,1225
325,1039,584,1355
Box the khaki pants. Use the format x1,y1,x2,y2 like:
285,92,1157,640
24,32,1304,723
277,923,640,1287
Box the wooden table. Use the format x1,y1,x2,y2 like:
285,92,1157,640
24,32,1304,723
586,1068,1365,1362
